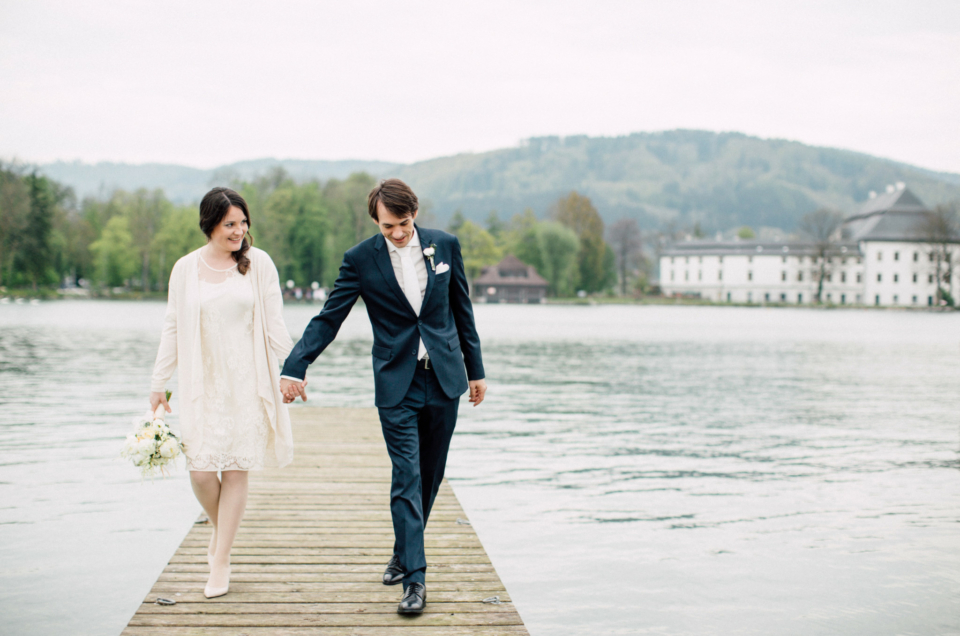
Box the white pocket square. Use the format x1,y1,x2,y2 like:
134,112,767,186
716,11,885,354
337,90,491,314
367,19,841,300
435,262,450,274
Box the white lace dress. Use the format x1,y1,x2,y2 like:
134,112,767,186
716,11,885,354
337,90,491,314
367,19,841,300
188,255,271,471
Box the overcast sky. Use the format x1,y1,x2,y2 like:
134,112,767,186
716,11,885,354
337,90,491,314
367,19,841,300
2,0,958,172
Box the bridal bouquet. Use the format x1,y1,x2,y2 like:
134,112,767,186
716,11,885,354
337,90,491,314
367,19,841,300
120,391,183,478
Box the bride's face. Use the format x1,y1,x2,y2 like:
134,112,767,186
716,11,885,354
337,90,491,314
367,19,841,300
209,206,248,252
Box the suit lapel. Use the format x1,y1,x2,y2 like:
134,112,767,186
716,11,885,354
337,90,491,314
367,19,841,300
373,233,417,316
418,226,437,309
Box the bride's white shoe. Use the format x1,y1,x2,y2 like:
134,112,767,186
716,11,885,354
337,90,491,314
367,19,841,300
204,565,231,599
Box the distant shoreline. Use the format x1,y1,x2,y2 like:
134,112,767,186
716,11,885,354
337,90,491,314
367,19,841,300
0,290,954,312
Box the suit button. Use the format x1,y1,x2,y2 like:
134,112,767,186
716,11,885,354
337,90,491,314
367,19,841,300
418,320,423,325
412,350,417,355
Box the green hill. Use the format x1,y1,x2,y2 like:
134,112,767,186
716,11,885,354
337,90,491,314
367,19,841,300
37,130,960,231
395,130,960,231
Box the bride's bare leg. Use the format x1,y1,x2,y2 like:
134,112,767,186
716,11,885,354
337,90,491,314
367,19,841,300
208,470,249,588
190,471,221,560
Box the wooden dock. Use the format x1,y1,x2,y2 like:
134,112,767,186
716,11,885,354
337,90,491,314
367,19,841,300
123,407,529,635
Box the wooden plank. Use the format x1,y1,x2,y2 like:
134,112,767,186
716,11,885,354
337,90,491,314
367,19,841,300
124,407,527,635
123,627,530,636
127,613,523,627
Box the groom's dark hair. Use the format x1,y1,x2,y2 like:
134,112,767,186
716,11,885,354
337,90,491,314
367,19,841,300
368,179,418,221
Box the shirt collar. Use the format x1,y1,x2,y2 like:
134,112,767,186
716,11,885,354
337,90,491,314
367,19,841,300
386,227,420,253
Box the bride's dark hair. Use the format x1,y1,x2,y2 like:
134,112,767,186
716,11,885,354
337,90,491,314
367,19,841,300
199,187,253,275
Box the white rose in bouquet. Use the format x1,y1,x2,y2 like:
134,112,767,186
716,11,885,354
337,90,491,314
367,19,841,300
159,438,180,459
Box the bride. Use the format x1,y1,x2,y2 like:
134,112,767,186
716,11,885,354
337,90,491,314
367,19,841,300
149,187,303,598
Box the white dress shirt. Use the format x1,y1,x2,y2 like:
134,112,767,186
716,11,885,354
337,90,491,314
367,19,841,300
386,229,429,360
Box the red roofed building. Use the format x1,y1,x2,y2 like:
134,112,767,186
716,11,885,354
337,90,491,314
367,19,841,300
473,255,549,303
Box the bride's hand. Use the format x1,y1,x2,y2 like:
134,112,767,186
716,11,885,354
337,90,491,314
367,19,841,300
150,391,172,414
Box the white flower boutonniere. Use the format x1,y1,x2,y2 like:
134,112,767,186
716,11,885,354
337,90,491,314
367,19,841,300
423,244,437,271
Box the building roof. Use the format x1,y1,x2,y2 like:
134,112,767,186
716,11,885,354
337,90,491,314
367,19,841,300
842,187,955,242
661,240,858,257
663,186,955,257
849,187,928,219
474,255,549,287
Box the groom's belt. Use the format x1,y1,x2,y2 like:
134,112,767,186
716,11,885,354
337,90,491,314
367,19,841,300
416,356,432,370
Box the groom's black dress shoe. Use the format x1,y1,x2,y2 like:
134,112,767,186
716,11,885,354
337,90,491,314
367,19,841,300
383,554,404,586
398,582,426,614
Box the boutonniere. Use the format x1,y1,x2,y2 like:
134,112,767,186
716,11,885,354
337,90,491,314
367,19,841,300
423,244,437,271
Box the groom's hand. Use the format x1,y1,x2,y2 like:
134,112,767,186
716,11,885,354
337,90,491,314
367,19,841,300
468,379,487,407
281,378,308,403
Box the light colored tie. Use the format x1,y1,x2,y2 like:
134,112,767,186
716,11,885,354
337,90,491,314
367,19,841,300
397,247,427,359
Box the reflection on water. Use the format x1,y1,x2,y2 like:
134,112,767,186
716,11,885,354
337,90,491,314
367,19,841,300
0,302,958,635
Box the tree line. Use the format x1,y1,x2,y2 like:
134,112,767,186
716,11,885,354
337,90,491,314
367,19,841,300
0,164,650,297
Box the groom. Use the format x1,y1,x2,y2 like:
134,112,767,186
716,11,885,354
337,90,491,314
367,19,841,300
279,178,486,614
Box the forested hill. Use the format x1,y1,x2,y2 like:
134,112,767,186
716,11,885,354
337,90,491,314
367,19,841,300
38,130,960,232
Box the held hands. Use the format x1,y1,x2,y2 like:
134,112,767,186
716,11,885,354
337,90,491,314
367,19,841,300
468,379,487,407
280,378,309,403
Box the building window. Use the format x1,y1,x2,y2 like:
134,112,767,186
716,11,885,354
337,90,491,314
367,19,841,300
797,272,803,282
947,274,952,284
718,271,723,281
748,256,753,263
929,274,934,284
782,255,787,263
894,252,899,261
748,271,753,281
877,252,882,261
670,257,675,264
685,271,689,281
912,295,918,304
765,293,770,301
857,273,862,283
856,294,862,303
698,270,702,281
747,292,753,302
893,295,898,304
780,293,786,301
826,293,832,302
841,294,846,304
827,257,832,264
781,271,787,281
877,273,882,282
928,296,934,306
930,252,935,262
670,271,675,281
685,257,690,264
797,293,803,304
875,295,880,305
698,256,703,264
826,273,832,282
893,274,898,283
726,292,731,302
913,273,917,283
719,256,724,263
913,252,918,262
841,272,846,283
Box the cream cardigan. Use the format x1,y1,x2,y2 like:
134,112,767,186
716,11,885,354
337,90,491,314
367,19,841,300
151,246,295,467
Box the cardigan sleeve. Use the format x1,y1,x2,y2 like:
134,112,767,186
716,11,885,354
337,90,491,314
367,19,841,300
150,261,180,393
259,251,295,362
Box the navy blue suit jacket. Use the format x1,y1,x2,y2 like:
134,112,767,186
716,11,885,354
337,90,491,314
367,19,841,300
281,226,485,408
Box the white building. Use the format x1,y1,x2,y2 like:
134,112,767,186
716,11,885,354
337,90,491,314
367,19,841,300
659,186,958,307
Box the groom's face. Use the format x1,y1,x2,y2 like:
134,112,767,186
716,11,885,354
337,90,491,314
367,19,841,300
374,201,418,248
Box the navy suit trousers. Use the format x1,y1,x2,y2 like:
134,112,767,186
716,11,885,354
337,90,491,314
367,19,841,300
377,363,459,588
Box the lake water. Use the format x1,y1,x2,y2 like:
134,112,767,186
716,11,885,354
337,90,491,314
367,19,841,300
0,301,958,635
